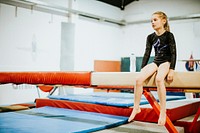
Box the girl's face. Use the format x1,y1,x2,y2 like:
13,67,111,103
151,14,166,31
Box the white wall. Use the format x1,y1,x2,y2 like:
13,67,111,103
0,84,38,105
172,20,200,71
73,0,124,71
0,4,64,71
124,0,200,22
77,0,123,20
74,19,123,71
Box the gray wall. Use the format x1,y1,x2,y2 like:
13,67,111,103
60,22,75,71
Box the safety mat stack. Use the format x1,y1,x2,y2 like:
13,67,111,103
36,98,200,123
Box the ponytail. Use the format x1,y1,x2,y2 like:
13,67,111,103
164,19,170,32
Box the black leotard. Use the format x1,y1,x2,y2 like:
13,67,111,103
141,31,176,70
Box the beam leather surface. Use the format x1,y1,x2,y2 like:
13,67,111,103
91,72,200,89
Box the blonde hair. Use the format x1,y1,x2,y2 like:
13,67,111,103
153,11,170,32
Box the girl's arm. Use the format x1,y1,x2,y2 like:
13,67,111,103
167,33,176,82
141,35,152,69
168,33,177,70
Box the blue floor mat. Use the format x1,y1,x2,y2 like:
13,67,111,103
48,93,136,107
0,106,128,133
48,92,186,107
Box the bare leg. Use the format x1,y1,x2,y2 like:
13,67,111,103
156,62,170,126
128,63,158,122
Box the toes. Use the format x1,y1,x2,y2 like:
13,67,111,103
128,109,141,122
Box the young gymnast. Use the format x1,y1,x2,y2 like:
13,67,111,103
128,11,177,126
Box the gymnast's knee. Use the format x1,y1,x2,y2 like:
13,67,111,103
155,76,165,87
135,77,144,87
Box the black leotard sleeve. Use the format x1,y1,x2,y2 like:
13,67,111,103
141,35,152,69
168,33,176,69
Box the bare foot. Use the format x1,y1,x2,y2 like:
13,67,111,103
128,108,141,122
158,112,166,126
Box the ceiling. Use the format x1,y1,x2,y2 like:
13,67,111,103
97,0,138,10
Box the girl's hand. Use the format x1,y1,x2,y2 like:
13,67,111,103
167,69,174,83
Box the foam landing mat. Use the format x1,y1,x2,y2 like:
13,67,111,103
0,106,128,133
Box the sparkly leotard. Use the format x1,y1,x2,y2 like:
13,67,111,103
141,31,177,70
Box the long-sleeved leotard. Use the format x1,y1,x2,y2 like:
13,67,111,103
141,31,176,70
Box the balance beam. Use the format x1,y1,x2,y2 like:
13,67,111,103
1,71,199,89
0,71,199,133
91,72,200,90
